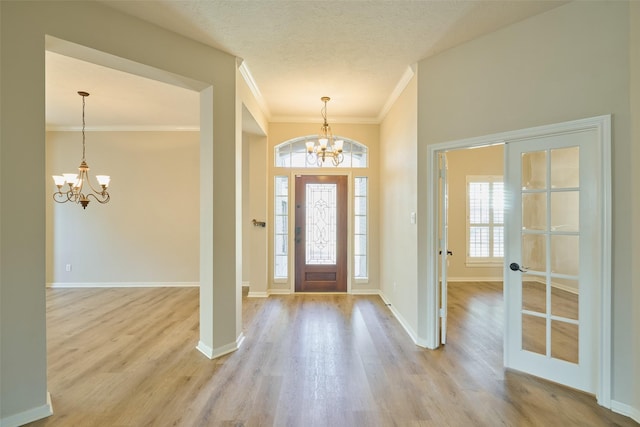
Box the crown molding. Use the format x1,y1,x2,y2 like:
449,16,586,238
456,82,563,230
377,64,417,122
46,125,200,132
238,59,271,119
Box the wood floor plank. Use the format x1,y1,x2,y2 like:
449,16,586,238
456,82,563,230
24,284,637,426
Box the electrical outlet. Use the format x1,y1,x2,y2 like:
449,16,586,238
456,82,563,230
65,264,72,272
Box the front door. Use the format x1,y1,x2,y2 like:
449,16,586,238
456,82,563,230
504,128,601,393
295,175,348,292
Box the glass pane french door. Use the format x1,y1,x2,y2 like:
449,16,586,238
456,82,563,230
505,130,598,393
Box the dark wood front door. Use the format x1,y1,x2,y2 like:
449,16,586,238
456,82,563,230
295,175,347,292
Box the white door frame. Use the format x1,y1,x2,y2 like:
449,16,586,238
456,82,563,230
424,115,611,407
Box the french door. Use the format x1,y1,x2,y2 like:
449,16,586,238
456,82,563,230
294,175,348,292
504,128,601,393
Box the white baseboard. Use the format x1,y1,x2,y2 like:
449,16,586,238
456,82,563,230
0,392,53,427
247,291,269,298
47,282,199,288
378,291,419,345
266,288,292,295
611,400,640,424
196,333,245,360
350,288,381,295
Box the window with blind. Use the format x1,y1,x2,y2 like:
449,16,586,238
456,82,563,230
466,176,504,266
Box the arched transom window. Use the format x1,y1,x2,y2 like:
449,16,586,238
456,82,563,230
275,136,368,168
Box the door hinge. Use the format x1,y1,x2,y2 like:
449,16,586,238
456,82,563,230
439,308,445,318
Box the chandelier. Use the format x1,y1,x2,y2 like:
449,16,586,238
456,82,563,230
306,96,344,166
52,91,110,209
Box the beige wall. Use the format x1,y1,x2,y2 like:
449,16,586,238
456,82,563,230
46,131,199,286
268,122,380,293
379,75,418,335
417,0,635,407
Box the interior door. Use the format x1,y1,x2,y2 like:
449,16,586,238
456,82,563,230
295,175,348,292
504,129,599,393
438,153,450,344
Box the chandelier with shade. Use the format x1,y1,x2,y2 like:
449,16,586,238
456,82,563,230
306,96,344,167
52,91,111,209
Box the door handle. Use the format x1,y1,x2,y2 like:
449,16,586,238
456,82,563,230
509,262,528,273
439,250,453,256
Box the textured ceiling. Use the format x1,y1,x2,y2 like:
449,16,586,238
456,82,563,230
46,0,566,129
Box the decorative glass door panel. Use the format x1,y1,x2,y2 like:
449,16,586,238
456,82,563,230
295,175,347,292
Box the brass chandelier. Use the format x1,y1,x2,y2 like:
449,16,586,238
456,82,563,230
305,96,344,166
52,91,110,209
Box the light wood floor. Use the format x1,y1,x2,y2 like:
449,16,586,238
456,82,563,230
27,283,636,426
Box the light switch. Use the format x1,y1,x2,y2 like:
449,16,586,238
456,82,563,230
410,212,416,224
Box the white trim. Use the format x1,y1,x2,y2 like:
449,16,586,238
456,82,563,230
266,288,292,295
425,114,612,406
47,282,199,288
610,401,640,424
349,288,381,295
196,333,245,360
238,60,271,119
247,291,269,298
377,64,416,122
0,392,53,427
379,291,421,346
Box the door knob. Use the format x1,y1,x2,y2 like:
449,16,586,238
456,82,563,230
509,262,527,273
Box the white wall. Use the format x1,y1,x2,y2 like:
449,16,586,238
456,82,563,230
46,131,199,286
379,75,418,337
416,0,635,410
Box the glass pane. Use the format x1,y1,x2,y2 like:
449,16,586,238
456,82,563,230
551,235,579,276
522,275,546,313
275,144,291,167
354,195,367,215
354,177,367,196
354,216,367,234
551,191,579,232
522,193,546,231
522,233,546,272
493,227,504,257
306,183,337,265
274,234,288,256
354,255,367,278
493,182,504,224
275,197,288,215
551,279,579,320
469,182,490,224
551,320,579,364
274,255,288,278
522,151,547,190
354,235,366,255
469,226,489,257
275,215,287,234
551,146,579,189
275,176,288,195
522,314,546,355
